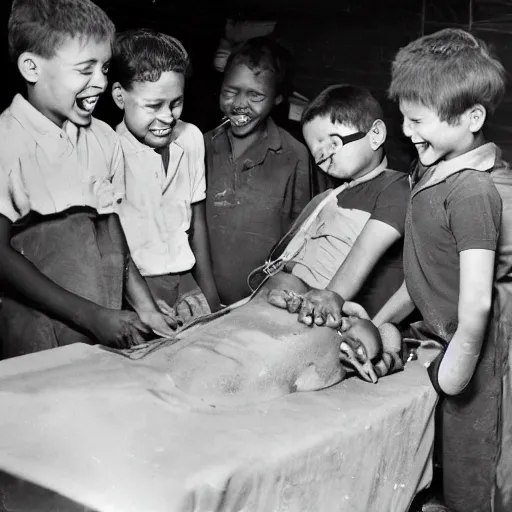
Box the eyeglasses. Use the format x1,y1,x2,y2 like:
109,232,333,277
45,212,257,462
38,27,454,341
315,131,367,166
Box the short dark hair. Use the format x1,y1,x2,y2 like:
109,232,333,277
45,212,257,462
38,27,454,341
302,84,384,132
8,0,115,63
224,36,292,97
110,29,190,90
389,28,506,123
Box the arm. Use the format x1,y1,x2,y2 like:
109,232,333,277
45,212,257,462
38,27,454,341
436,249,495,395
327,219,401,300
190,201,221,312
372,280,415,327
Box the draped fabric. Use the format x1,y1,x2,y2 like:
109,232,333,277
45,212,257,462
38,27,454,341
0,208,127,359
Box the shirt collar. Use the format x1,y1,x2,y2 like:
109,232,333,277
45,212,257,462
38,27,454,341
412,142,497,194
10,93,74,142
212,117,283,171
117,119,186,154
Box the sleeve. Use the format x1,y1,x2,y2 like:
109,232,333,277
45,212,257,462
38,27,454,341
448,172,501,252
281,146,313,233
0,164,19,223
190,126,206,204
109,137,126,204
371,173,410,235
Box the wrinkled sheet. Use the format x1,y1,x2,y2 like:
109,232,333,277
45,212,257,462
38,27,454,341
0,343,437,512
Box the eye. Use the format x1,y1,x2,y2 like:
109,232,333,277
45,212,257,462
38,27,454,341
221,89,236,99
102,63,110,75
249,92,265,102
78,68,93,76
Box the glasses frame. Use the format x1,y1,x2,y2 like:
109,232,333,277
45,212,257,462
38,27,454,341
315,131,368,166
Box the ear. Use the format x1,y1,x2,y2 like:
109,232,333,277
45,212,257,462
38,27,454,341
467,104,486,133
111,82,126,110
369,119,386,151
274,93,283,107
17,52,41,84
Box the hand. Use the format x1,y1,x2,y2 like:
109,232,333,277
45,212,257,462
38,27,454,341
138,308,179,337
268,287,345,327
342,301,370,320
175,294,211,324
89,308,151,349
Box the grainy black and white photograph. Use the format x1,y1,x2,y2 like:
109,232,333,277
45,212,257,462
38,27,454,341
0,1,510,511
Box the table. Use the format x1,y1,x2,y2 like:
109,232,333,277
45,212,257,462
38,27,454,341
0,343,437,512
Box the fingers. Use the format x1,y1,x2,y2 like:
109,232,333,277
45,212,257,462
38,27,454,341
267,289,289,309
342,301,370,320
162,313,179,330
340,341,378,383
285,291,303,314
175,298,193,323
156,299,175,317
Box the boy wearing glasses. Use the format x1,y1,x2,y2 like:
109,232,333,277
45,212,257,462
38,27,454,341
271,84,410,321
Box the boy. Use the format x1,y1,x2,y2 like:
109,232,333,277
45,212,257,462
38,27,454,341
370,29,511,512
204,36,312,305
110,29,221,317
269,84,410,322
0,0,176,358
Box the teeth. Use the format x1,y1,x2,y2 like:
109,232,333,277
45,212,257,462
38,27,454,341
151,128,172,136
231,115,251,127
77,96,99,113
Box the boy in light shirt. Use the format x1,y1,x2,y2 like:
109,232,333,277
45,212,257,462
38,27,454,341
0,0,176,358
110,29,220,317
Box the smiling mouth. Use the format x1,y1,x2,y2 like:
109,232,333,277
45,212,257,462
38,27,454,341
76,95,99,113
150,127,173,137
413,141,429,152
230,115,252,127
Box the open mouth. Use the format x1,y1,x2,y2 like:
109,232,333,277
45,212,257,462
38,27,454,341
150,127,173,137
413,141,429,152
230,115,252,127
76,95,99,113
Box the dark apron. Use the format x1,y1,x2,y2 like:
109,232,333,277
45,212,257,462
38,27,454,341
0,207,128,359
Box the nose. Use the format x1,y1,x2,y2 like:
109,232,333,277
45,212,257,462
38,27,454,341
157,105,174,124
402,118,413,138
91,67,108,91
232,93,248,110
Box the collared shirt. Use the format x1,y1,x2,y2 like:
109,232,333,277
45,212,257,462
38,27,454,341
117,120,206,277
0,94,125,223
404,143,502,343
205,118,312,304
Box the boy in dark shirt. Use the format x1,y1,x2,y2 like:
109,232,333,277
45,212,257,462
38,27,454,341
204,37,311,305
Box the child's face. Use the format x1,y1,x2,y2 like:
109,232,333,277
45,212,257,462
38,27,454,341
302,116,373,180
400,100,474,166
118,71,185,150
31,36,111,128
220,63,280,138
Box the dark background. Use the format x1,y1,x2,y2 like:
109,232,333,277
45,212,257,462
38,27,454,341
1,0,511,171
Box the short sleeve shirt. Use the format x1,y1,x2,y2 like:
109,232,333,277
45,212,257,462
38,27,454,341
291,161,409,317
117,120,206,276
404,143,502,342
0,94,125,223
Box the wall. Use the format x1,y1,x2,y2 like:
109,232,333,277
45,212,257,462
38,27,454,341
1,0,511,167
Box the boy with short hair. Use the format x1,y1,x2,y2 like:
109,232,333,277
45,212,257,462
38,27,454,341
371,28,511,511
0,0,176,358
268,84,410,323
204,36,312,305
110,29,221,317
